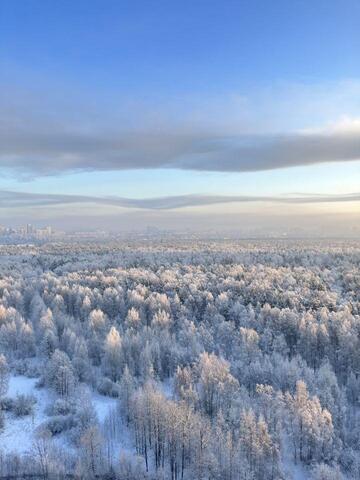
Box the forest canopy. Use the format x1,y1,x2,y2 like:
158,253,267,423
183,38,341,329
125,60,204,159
0,239,359,480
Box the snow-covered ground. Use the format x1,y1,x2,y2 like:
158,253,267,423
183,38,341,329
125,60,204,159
281,434,308,480
1,376,307,477
0,375,52,454
92,391,118,423
0,374,136,462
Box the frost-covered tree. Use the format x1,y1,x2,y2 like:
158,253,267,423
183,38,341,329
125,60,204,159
196,352,239,418
79,425,104,478
102,326,123,381
0,354,9,397
46,349,76,396
286,380,334,464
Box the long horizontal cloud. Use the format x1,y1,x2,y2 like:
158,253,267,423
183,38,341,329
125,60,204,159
1,190,359,211
1,122,360,176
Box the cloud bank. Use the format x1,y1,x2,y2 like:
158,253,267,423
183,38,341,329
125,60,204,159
1,124,360,177
1,80,360,178
1,190,359,211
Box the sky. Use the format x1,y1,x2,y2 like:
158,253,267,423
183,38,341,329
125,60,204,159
0,0,359,235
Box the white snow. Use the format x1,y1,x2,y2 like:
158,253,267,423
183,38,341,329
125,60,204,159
7,375,38,398
91,391,136,460
281,434,309,480
159,378,173,400
0,375,52,454
1,376,137,463
91,391,118,423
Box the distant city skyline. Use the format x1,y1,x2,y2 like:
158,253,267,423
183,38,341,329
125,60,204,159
0,1,359,235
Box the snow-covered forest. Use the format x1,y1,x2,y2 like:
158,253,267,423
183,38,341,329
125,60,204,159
0,239,359,479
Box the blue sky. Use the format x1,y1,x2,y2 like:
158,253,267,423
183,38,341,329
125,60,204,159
0,0,359,233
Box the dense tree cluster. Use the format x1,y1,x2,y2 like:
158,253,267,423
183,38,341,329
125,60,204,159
0,239,359,479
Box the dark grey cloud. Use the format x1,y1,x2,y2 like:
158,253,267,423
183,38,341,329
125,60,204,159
1,80,360,177
177,132,360,172
1,190,359,211
1,120,360,176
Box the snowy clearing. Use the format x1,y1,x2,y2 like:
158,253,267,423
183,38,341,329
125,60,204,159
0,375,51,454
0,375,132,459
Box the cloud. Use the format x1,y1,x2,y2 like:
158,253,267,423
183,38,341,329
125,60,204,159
1,122,359,177
1,190,359,211
1,80,360,178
